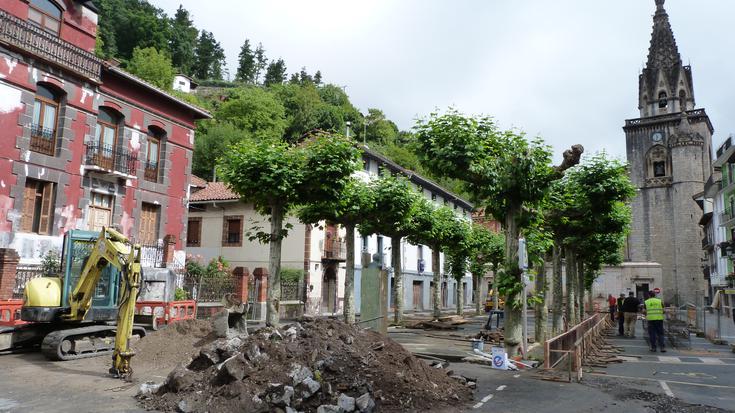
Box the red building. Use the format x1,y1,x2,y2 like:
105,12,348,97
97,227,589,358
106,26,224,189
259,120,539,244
0,0,210,264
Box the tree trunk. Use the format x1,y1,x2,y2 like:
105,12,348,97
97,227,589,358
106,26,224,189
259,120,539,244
432,248,441,320
564,247,576,327
474,272,482,315
266,204,284,327
343,224,356,324
551,243,563,335
577,260,585,321
391,236,403,325
493,264,500,311
456,278,464,316
503,207,523,356
534,262,548,344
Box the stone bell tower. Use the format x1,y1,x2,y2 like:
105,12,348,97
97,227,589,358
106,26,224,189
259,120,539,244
623,0,713,305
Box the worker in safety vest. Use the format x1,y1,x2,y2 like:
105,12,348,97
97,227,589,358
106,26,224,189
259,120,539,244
644,290,666,352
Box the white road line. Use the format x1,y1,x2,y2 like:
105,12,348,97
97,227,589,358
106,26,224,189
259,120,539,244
513,374,520,378
657,356,681,363
472,402,484,409
700,358,726,365
496,385,506,391
659,380,675,397
590,373,735,389
481,394,494,403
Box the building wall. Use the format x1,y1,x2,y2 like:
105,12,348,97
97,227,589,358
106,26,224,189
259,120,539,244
0,2,201,263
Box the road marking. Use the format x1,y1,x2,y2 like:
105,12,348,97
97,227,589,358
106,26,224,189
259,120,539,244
590,373,735,389
473,394,494,409
658,356,681,363
496,385,506,391
0,399,19,410
700,358,726,365
619,357,728,366
513,374,520,378
659,380,675,397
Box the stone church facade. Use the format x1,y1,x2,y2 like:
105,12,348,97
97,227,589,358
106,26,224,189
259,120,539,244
624,0,713,305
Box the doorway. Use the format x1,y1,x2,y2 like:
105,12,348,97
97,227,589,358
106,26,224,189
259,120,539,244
412,281,422,311
635,283,650,300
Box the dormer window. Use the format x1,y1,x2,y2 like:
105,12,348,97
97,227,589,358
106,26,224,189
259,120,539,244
28,0,62,35
658,91,668,109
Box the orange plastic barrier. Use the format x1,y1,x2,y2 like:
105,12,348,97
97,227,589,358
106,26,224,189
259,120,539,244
135,300,197,328
0,300,26,327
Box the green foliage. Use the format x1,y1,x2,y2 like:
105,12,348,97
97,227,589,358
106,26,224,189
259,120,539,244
365,108,399,145
125,47,174,90
444,220,473,282
206,256,231,278
467,224,505,276
216,87,287,139
264,59,288,86
174,287,189,301
357,176,424,239
236,39,256,83
194,31,226,80
280,268,305,282
217,131,359,240
193,122,245,180
40,249,61,275
254,43,268,84
95,0,171,61
170,5,198,75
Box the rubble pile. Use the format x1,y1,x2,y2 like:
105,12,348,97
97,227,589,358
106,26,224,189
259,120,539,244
139,318,472,412
473,329,504,344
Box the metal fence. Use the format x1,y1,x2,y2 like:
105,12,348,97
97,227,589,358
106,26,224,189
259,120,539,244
544,312,609,382
665,303,735,345
138,243,164,268
183,275,236,303
281,280,304,302
13,265,45,299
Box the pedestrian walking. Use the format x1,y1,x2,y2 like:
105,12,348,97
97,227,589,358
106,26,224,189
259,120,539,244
622,291,640,338
644,290,666,352
608,294,617,321
617,293,625,336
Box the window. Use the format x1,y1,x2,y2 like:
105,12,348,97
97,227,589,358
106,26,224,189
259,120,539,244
20,179,55,235
31,84,60,156
187,217,202,247
144,127,163,182
361,235,368,252
658,91,668,109
363,159,370,172
88,192,113,232
28,0,61,35
653,161,666,177
222,216,242,247
139,203,160,244
92,108,121,170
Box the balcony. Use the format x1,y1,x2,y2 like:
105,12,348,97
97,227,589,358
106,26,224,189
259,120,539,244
0,10,101,82
143,161,159,182
323,238,346,261
29,124,55,156
85,142,137,177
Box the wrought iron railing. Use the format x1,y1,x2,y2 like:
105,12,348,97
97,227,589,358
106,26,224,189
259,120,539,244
0,10,101,81
29,124,56,156
280,280,304,302
14,265,45,299
190,276,236,302
139,243,164,268
143,161,158,182
323,239,347,260
85,141,137,176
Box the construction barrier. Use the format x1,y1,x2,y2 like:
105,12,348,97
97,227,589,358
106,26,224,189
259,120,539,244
0,300,26,327
134,300,197,329
544,312,609,382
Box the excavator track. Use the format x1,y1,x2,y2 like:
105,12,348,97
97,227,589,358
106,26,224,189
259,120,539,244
41,325,146,361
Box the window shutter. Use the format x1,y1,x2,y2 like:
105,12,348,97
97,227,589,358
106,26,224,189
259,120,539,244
20,182,36,232
38,182,55,235
222,218,229,245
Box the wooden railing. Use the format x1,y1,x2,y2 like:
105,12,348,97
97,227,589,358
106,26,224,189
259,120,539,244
0,10,101,81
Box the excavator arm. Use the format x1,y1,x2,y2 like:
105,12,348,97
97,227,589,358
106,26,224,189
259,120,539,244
65,227,142,378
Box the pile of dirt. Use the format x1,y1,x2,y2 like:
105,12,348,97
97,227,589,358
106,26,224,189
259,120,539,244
138,318,473,412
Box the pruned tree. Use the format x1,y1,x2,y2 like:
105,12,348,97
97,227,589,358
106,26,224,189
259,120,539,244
466,223,504,315
217,132,359,326
414,108,582,355
445,220,472,316
358,176,423,325
297,177,371,324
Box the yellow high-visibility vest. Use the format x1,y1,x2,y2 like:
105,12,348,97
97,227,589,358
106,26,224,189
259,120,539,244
645,297,664,321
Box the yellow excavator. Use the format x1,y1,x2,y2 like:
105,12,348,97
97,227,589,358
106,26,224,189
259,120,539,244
1,227,145,378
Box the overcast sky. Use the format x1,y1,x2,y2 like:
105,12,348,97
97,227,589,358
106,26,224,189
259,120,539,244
152,0,735,161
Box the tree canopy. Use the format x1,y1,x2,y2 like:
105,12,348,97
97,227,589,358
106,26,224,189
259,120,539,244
125,47,174,90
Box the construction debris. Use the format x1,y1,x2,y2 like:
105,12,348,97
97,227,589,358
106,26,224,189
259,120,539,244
138,318,472,412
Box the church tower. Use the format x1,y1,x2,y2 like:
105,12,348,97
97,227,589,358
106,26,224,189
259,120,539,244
624,0,713,305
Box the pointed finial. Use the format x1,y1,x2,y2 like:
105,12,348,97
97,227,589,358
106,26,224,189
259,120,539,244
655,0,665,11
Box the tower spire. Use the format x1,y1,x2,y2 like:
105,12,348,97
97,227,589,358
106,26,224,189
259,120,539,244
646,0,681,71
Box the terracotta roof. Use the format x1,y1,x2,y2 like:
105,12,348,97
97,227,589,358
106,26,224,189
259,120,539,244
190,175,207,188
189,182,239,202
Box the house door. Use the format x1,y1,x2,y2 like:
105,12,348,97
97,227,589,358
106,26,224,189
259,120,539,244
139,203,160,244
441,281,448,308
429,282,435,310
88,192,112,232
636,283,650,300
412,281,422,310
322,264,337,314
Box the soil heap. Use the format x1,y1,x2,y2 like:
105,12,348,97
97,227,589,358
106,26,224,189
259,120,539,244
139,318,472,412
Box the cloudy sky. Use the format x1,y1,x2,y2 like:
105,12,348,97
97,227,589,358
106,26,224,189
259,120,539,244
152,0,735,161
